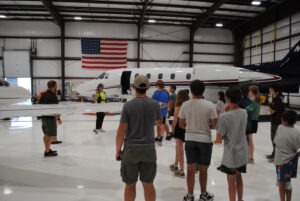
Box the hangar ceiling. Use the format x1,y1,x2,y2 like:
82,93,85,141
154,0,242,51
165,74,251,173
0,0,285,30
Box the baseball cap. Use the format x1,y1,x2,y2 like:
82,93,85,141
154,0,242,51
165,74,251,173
134,75,149,89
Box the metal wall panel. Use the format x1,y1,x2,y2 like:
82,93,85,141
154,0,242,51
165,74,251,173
33,60,61,77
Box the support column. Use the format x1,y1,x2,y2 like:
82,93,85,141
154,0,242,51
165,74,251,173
189,27,194,68
234,33,243,67
137,24,141,68
61,21,65,100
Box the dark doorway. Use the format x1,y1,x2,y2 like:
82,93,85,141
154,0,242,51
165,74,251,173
121,71,132,94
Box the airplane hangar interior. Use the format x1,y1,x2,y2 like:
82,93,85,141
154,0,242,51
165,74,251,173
1,0,300,201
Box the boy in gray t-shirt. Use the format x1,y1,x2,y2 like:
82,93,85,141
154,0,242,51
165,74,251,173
116,75,162,201
215,87,249,201
274,110,300,201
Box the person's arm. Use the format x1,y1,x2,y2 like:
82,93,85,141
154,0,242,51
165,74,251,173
178,104,186,129
210,118,217,129
115,122,128,161
179,118,186,129
210,105,218,129
214,117,227,144
172,107,180,134
215,134,223,144
93,94,97,103
55,115,62,125
168,100,174,113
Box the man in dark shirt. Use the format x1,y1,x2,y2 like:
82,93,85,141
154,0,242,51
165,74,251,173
39,80,62,157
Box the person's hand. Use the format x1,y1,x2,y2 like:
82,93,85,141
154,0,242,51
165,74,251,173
57,119,62,125
116,151,122,161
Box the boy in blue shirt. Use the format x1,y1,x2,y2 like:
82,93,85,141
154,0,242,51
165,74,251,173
152,80,169,145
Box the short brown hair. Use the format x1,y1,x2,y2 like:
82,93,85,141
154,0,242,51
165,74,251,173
156,80,164,89
249,85,260,102
176,90,189,107
47,80,57,89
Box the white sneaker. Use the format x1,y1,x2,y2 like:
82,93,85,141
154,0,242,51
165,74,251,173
93,129,98,134
199,192,214,201
98,129,106,133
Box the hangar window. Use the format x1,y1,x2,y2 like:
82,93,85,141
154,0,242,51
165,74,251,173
170,73,175,80
135,73,139,78
146,73,151,79
158,73,163,79
186,73,191,80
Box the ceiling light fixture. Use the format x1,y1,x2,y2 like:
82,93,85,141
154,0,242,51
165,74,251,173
215,23,223,27
0,14,6,18
148,19,156,23
74,16,82,20
251,1,261,6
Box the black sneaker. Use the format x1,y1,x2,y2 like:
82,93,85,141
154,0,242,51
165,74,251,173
155,137,160,142
183,194,194,201
51,140,62,144
159,137,163,142
266,154,273,159
199,192,214,201
166,135,173,141
44,150,58,157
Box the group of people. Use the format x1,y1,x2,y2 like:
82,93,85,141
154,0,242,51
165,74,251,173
115,75,300,201
37,77,299,201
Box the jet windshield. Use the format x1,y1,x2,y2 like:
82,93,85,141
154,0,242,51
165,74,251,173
97,72,108,79
0,80,10,87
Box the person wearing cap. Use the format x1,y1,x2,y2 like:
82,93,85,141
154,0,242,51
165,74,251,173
93,83,107,134
116,75,162,201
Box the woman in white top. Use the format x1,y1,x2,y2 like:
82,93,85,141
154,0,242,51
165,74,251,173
216,91,226,117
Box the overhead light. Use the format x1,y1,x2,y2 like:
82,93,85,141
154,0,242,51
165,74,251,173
0,14,6,18
215,23,223,27
74,16,82,20
251,1,261,6
148,19,156,23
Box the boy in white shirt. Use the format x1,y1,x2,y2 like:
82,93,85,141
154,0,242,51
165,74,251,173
179,80,217,201
274,110,300,201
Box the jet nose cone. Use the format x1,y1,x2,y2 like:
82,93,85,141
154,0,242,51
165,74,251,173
75,82,95,96
14,85,31,100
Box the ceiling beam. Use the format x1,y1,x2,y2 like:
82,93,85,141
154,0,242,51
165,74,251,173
139,0,150,28
235,0,300,37
192,0,229,32
41,0,62,26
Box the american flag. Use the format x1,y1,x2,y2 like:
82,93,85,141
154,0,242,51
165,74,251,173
81,38,128,69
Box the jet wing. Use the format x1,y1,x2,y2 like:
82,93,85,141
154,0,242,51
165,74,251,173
0,102,124,119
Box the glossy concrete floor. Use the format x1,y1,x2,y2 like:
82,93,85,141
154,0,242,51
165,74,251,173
0,114,299,201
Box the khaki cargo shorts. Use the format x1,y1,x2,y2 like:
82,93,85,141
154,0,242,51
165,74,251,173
121,145,157,184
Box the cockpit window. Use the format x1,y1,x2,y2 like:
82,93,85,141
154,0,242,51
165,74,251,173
0,80,9,87
97,72,107,79
105,73,109,79
239,69,252,73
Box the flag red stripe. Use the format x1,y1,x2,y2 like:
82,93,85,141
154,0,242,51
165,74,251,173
82,65,127,69
101,39,127,41
82,61,127,65
100,47,127,51
101,43,127,46
100,52,127,55
82,56,127,60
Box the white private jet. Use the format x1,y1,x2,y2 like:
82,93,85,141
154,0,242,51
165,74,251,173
75,65,281,101
0,79,123,119
0,79,31,105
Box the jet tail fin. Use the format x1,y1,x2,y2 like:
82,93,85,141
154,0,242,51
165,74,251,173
280,40,300,68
